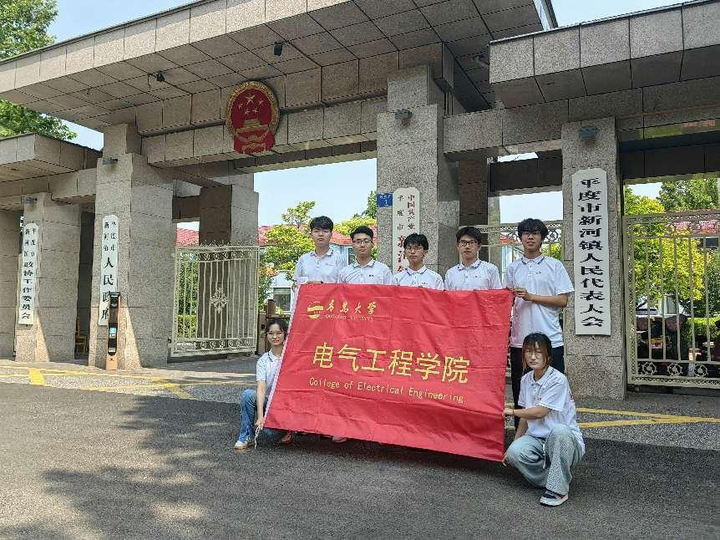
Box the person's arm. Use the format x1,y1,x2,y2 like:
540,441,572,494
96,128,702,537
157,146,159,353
255,381,267,429
511,289,569,308
504,405,551,420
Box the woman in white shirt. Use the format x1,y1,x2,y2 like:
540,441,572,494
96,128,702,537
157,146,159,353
502,333,585,507
234,319,291,450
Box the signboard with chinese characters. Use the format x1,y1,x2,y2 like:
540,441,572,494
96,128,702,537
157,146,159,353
572,168,611,335
18,223,39,325
225,81,279,155
391,187,420,272
266,284,514,462
98,214,119,326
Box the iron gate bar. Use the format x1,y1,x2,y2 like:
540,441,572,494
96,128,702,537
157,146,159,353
624,209,720,389
171,244,259,358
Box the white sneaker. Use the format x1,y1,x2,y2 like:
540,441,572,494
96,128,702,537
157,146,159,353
331,436,348,444
540,490,568,507
233,440,252,451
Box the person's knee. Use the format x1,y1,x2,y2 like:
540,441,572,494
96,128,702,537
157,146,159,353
548,424,572,440
506,441,532,465
241,388,256,403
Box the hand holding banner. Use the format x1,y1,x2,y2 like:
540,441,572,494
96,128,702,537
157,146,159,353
265,284,513,461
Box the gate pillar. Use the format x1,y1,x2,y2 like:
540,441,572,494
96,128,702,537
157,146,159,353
15,194,81,363
88,130,175,368
562,117,626,399
377,66,459,274
0,210,21,357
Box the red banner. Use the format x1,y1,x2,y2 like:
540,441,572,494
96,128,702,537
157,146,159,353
265,284,513,461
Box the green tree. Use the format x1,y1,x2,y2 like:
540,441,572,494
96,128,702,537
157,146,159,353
361,190,377,219
0,0,75,140
281,201,316,228
335,215,375,236
658,177,719,212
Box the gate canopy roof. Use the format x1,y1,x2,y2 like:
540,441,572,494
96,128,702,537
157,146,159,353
489,0,720,108
0,134,99,182
0,0,553,131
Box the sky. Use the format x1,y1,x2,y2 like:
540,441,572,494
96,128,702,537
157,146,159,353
47,0,677,226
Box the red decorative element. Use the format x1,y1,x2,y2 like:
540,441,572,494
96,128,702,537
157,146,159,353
226,81,280,155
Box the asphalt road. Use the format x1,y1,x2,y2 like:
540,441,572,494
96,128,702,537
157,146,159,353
0,385,718,540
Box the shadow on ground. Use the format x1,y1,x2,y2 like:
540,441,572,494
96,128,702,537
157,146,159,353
0,385,717,539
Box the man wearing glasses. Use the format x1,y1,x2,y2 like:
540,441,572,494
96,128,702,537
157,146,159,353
392,233,444,290
339,226,393,285
444,226,502,291
504,218,574,423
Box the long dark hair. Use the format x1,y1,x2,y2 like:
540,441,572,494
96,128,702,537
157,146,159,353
521,333,552,370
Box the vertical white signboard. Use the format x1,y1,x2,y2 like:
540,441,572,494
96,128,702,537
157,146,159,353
391,187,420,273
572,168,611,335
98,215,119,326
18,223,39,325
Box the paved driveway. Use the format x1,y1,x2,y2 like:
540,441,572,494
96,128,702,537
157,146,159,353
1,384,717,539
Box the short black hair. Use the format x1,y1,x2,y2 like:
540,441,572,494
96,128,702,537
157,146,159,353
517,218,549,240
403,233,429,250
521,332,553,370
350,226,374,240
309,216,333,231
266,318,288,335
456,226,482,243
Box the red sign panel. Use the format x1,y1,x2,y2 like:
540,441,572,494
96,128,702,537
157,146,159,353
225,81,279,154
265,284,514,462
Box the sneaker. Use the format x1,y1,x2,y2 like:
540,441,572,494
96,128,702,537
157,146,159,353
540,490,568,507
280,432,294,444
233,440,252,451
331,436,348,444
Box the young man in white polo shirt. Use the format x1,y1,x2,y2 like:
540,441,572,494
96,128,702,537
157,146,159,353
444,226,502,291
291,216,345,312
392,233,444,290
504,218,574,423
339,226,393,285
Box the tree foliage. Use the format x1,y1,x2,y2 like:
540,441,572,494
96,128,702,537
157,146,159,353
0,0,75,140
658,177,719,212
281,201,316,228
361,190,377,219
335,215,375,236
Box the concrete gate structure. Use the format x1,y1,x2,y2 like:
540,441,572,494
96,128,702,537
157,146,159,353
0,0,718,400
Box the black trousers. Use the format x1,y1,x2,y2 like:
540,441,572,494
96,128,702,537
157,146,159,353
510,346,565,428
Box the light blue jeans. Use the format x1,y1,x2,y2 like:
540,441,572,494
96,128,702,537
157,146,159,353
505,425,584,495
236,388,267,444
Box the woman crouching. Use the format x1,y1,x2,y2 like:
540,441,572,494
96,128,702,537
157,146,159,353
503,332,585,506
234,318,292,450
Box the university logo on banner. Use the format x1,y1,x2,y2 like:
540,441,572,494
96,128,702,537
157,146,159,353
225,81,280,155
265,284,514,462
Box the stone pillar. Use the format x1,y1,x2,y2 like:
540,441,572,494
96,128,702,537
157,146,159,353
15,194,81,362
459,159,489,227
89,124,175,368
562,117,625,400
377,65,459,274
0,210,21,357
198,174,257,245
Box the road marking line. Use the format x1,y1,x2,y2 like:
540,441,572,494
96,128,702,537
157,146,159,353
0,374,29,378
155,380,197,400
28,368,45,386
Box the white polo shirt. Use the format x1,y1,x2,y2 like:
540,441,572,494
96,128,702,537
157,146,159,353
518,367,584,453
504,255,574,348
339,259,393,285
256,350,281,394
393,266,444,290
292,248,344,284
444,258,502,291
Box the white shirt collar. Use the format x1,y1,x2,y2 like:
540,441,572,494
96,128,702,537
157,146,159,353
353,258,376,269
522,254,545,265
458,258,482,271
406,265,427,275
310,248,334,259
530,366,554,387
268,350,281,362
